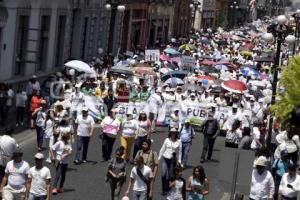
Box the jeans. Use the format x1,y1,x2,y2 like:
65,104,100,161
75,136,90,161
161,157,174,193
53,163,68,189
181,142,191,167
102,133,116,161
132,190,147,200
28,193,47,200
35,126,44,149
16,107,25,124
109,179,124,200
201,136,216,160
133,136,147,160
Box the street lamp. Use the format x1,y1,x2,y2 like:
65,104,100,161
262,15,295,149
105,1,126,55
189,0,201,31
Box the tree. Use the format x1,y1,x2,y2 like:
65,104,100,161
271,56,300,124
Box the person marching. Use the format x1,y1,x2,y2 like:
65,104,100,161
26,153,51,200
107,147,127,200
200,111,219,163
179,119,195,168
158,128,182,195
73,107,95,164
120,111,138,162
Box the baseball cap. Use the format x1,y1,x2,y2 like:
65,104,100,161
34,153,44,160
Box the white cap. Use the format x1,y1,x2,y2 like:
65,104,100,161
190,93,196,96
82,107,89,111
34,153,44,160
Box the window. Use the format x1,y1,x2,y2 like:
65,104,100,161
55,15,66,67
15,15,29,75
37,16,50,71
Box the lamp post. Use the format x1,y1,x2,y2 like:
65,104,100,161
230,1,239,27
292,10,300,55
105,1,126,55
262,15,295,150
189,0,201,31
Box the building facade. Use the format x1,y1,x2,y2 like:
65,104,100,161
0,0,107,83
202,0,216,30
173,0,191,38
146,1,174,48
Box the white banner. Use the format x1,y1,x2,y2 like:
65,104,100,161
145,49,160,62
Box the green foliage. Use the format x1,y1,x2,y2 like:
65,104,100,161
271,56,300,122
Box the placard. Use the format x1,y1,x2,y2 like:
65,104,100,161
181,55,196,71
145,49,160,62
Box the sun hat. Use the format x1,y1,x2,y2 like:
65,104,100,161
254,156,267,167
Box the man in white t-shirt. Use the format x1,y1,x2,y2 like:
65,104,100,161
0,148,30,200
74,107,95,164
125,156,153,200
26,153,51,200
0,128,18,182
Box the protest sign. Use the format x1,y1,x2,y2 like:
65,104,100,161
180,56,196,72
181,102,210,126
115,102,148,122
145,49,160,62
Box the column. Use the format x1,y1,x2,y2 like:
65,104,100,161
25,0,41,75
46,6,58,70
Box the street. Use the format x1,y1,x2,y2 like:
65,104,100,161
18,127,233,200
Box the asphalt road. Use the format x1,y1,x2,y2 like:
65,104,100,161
18,127,240,200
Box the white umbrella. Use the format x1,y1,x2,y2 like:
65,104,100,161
159,68,173,74
65,60,95,74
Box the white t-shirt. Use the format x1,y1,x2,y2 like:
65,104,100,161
5,160,30,191
28,166,51,196
44,119,54,139
279,173,300,198
130,165,153,192
75,115,95,137
52,141,72,164
121,119,138,137
251,127,261,149
0,135,17,157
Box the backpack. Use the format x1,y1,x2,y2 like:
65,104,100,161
203,119,218,136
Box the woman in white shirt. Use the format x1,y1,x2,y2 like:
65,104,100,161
158,128,182,195
50,133,72,194
44,112,54,163
120,112,138,162
132,112,151,160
